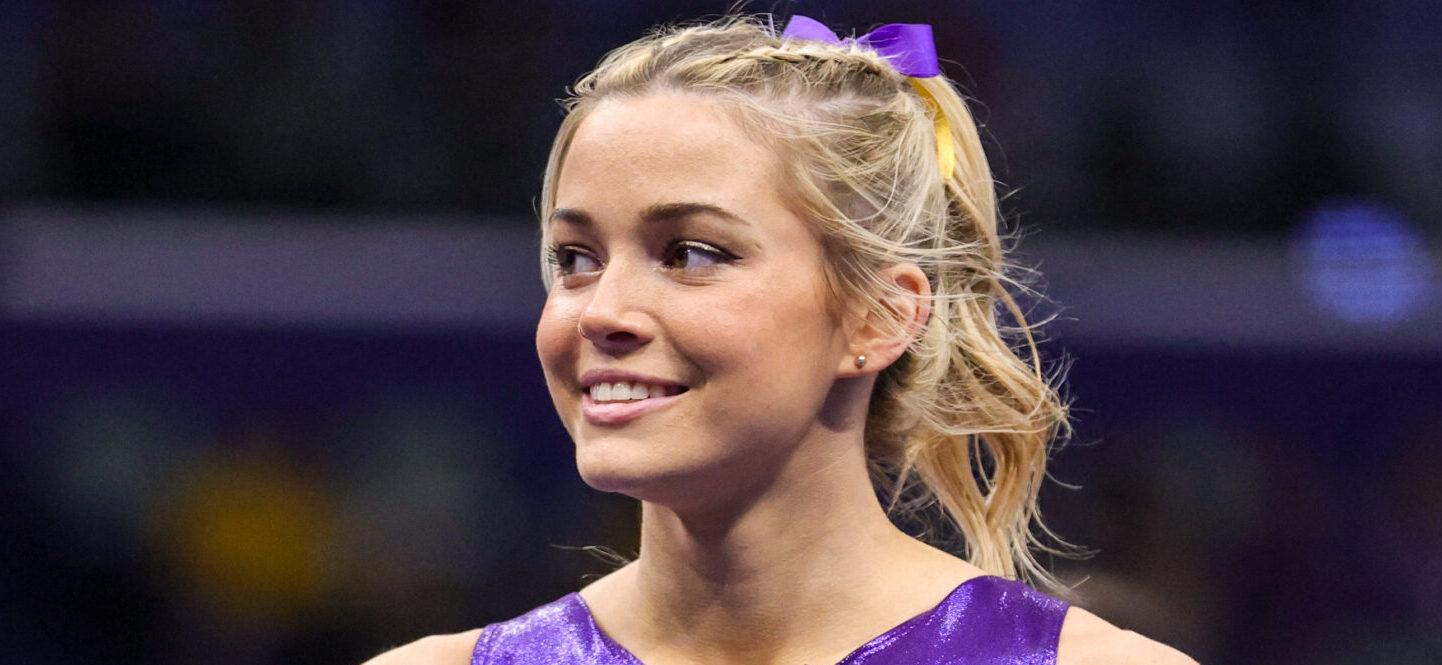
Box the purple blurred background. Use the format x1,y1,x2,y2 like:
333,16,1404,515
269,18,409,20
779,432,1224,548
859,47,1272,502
2,2,1439,663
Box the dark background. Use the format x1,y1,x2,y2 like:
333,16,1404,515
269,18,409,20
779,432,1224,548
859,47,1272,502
2,2,1439,663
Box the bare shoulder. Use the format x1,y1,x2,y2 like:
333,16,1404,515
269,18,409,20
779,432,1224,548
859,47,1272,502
361,629,483,665
1056,606,1198,665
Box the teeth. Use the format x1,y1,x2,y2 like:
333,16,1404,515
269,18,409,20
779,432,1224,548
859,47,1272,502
588,381,681,403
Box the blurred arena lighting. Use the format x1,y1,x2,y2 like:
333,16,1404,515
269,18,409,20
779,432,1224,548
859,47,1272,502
1293,198,1434,326
3,204,1440,355
0,205,544,332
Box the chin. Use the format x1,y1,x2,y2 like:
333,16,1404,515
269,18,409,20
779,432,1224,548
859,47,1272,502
574,438,656,493
574,454,633,493
573,442,705,504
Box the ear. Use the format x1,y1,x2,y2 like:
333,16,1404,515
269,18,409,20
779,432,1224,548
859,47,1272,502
837,263,932,377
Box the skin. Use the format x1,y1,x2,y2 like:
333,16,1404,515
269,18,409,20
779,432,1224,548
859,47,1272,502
365,91,1196,665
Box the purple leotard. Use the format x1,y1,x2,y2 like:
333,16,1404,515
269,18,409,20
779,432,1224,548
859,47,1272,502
471,575,1069,664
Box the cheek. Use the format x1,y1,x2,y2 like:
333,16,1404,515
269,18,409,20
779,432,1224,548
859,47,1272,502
535,295,579,388
688,270,839,385
681,281,840,458
753,269,835,345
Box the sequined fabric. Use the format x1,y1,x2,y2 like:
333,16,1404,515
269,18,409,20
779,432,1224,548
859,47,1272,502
471,575,1068,664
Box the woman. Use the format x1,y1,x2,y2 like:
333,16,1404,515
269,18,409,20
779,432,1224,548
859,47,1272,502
371,13,1195,664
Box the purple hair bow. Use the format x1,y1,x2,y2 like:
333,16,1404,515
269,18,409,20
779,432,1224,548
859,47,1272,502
779,14,956,178
780,15,941,78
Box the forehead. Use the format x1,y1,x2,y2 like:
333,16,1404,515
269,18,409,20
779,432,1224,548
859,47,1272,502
557,92,783,209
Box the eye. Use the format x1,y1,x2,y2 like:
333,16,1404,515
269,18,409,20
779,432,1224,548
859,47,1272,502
546,244,602,276
663,241,735,271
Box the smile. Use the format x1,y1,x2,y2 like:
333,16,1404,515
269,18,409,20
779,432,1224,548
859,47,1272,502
586,380,687,402
581,383,689,426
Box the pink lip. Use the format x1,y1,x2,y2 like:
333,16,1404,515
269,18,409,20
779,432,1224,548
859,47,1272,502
581,390,686,426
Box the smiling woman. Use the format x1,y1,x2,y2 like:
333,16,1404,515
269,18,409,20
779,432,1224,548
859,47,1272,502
367,12,1194,665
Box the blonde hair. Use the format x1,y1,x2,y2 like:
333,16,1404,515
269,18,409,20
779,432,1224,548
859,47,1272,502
538,15,1075,592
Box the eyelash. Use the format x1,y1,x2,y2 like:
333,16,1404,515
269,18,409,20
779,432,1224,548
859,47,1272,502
544,240,737,277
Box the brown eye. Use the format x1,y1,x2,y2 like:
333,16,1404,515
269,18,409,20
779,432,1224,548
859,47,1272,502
664,241,733,271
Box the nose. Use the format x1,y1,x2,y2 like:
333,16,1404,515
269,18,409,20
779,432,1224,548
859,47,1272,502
577,259,654,354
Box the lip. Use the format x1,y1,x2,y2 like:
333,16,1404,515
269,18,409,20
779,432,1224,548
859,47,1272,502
581,390,686,426
578,368,688,391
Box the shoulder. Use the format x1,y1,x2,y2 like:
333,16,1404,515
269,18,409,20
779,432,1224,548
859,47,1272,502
360,591,584,665
1056,606,1198,665
361,629,483,665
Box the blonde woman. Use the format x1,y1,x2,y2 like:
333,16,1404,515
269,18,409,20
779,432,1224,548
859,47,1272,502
371,13,1195,665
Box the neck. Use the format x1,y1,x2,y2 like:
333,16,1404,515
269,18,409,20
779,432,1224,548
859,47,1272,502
624,425,926,659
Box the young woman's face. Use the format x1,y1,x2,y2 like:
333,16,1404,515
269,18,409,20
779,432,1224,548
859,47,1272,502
535,92,854,508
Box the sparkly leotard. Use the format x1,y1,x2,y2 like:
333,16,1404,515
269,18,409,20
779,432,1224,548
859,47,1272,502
471,575,1069,664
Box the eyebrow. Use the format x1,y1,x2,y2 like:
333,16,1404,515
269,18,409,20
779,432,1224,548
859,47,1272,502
548,202,750,229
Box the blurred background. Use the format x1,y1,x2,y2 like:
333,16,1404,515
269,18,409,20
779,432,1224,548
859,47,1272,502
2,1,1439,663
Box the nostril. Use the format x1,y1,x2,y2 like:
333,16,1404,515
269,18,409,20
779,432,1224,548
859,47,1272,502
577,317,649,348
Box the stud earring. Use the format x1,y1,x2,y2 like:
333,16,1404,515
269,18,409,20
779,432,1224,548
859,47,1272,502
854,354,867,369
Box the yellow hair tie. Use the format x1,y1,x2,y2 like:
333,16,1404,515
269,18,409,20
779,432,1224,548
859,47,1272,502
907,78,956,180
